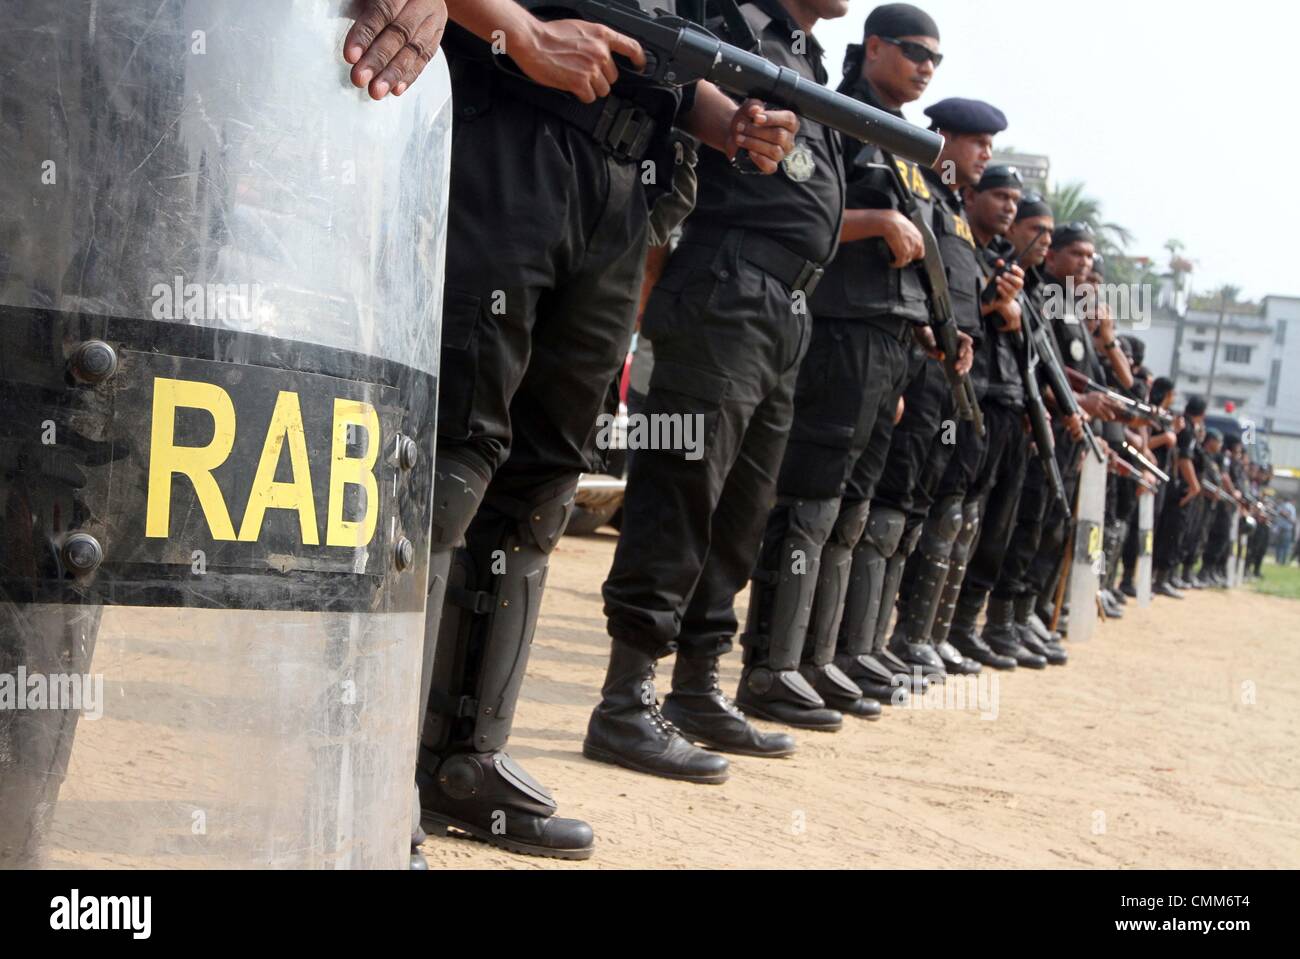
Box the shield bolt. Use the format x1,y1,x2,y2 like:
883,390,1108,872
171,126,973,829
70,340,119,384
397,435,419,471
394,537,415,572
62,533,104,575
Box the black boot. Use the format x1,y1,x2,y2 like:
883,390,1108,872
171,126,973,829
984,596,1047,669
928,500,983,677
798,501,882,720
420,752,594,860
1154,569,1185,599
1014,595,1067,666
947,590,1016,671
886,502,959,682
737,500,849,731
834,505,923,701
419,476,595,861
585,640,732,783
662,652,797,758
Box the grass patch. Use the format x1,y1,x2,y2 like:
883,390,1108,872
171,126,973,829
1250,558,1300,601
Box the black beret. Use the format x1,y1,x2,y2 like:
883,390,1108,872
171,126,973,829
1015,192,1052,222
1051,222,1094,250
865,4,940,41
975,164,1023,192
1205,428,1224,444
924,98,1007,135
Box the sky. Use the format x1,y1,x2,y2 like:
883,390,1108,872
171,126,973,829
811,0,1300,300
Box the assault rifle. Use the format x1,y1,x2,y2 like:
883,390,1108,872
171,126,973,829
1063,367,1175,430
538,0,945,165
869,151,985,436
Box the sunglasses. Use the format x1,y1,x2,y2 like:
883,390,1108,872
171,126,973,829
1021,191,1045,205
878,36,944,66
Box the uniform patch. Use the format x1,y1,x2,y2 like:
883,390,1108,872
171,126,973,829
1070,339,1086,362
782,140,816,182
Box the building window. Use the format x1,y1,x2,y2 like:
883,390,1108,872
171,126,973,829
1191,341,1207,352
1278,320,1288,346
1224,344,1252,364
1187,375,1200,384
1268,359,1282,406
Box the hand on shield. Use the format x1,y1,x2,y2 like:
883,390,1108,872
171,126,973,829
345,0,449,100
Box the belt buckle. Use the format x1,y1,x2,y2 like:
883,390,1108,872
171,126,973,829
597,102,653,161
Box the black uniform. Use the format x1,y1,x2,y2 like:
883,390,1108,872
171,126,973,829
590,0,847,772
416,6,693,858
1156,424,1202,585
854,165,984,679
733,74,928,726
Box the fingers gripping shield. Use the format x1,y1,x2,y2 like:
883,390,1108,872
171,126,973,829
0,3,451,868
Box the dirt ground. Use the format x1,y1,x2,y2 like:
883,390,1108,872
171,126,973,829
419,530,1300,870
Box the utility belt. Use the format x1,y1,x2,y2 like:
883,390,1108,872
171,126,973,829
681,222,825,296
981,384,1025,412
451,55,659,163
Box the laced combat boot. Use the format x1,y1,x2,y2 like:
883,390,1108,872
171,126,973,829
662,652,797,757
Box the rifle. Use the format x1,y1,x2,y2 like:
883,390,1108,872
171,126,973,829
1109,454,1157,494
1063,368,1175,430
868,152,985,436
538,0,945,166
1121,442,1170,484
1201,479,1236,506
988,229,1068,511
1020,289,1107,464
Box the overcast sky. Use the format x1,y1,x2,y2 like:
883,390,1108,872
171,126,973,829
812,0,1298,300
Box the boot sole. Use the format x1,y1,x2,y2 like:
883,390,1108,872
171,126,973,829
684,737,798,759
421,813,594,862
735,701,843,733
581,743,731,785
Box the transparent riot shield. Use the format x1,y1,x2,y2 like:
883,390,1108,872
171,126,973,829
1065,454,1108,644
0,0,450,868
1226,509,1241,588
1136,493,1155,608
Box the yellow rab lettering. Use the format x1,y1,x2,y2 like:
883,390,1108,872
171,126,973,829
238,390,319,545
145,377,238,540
326,399,381,548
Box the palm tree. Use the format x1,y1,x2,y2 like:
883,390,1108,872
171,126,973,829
1047,181,1135,259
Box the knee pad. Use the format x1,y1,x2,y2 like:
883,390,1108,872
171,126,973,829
830,500,872,549
918,495,964,558
430,455,490,551
780,496,841,548
862,506,907,557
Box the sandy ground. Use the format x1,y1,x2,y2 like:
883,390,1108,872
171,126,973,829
418,530,1300,870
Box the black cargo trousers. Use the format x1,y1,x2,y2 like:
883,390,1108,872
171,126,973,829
740,313,913,674
418,72,651,779
988,425,1083,602
603,228,815,659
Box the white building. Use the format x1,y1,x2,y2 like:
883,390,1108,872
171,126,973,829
1132,283,1300,480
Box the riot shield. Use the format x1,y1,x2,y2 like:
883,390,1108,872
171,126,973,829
0,1,450,868
1226,509,1241,588
1136,493,1154,608
1065,454,1108,644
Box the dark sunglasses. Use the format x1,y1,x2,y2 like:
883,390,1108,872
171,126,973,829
878,36,943,66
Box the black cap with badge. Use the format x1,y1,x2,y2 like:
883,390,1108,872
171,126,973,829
1015,191,1053,222
975,164,1023,192
924,98,1007,135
